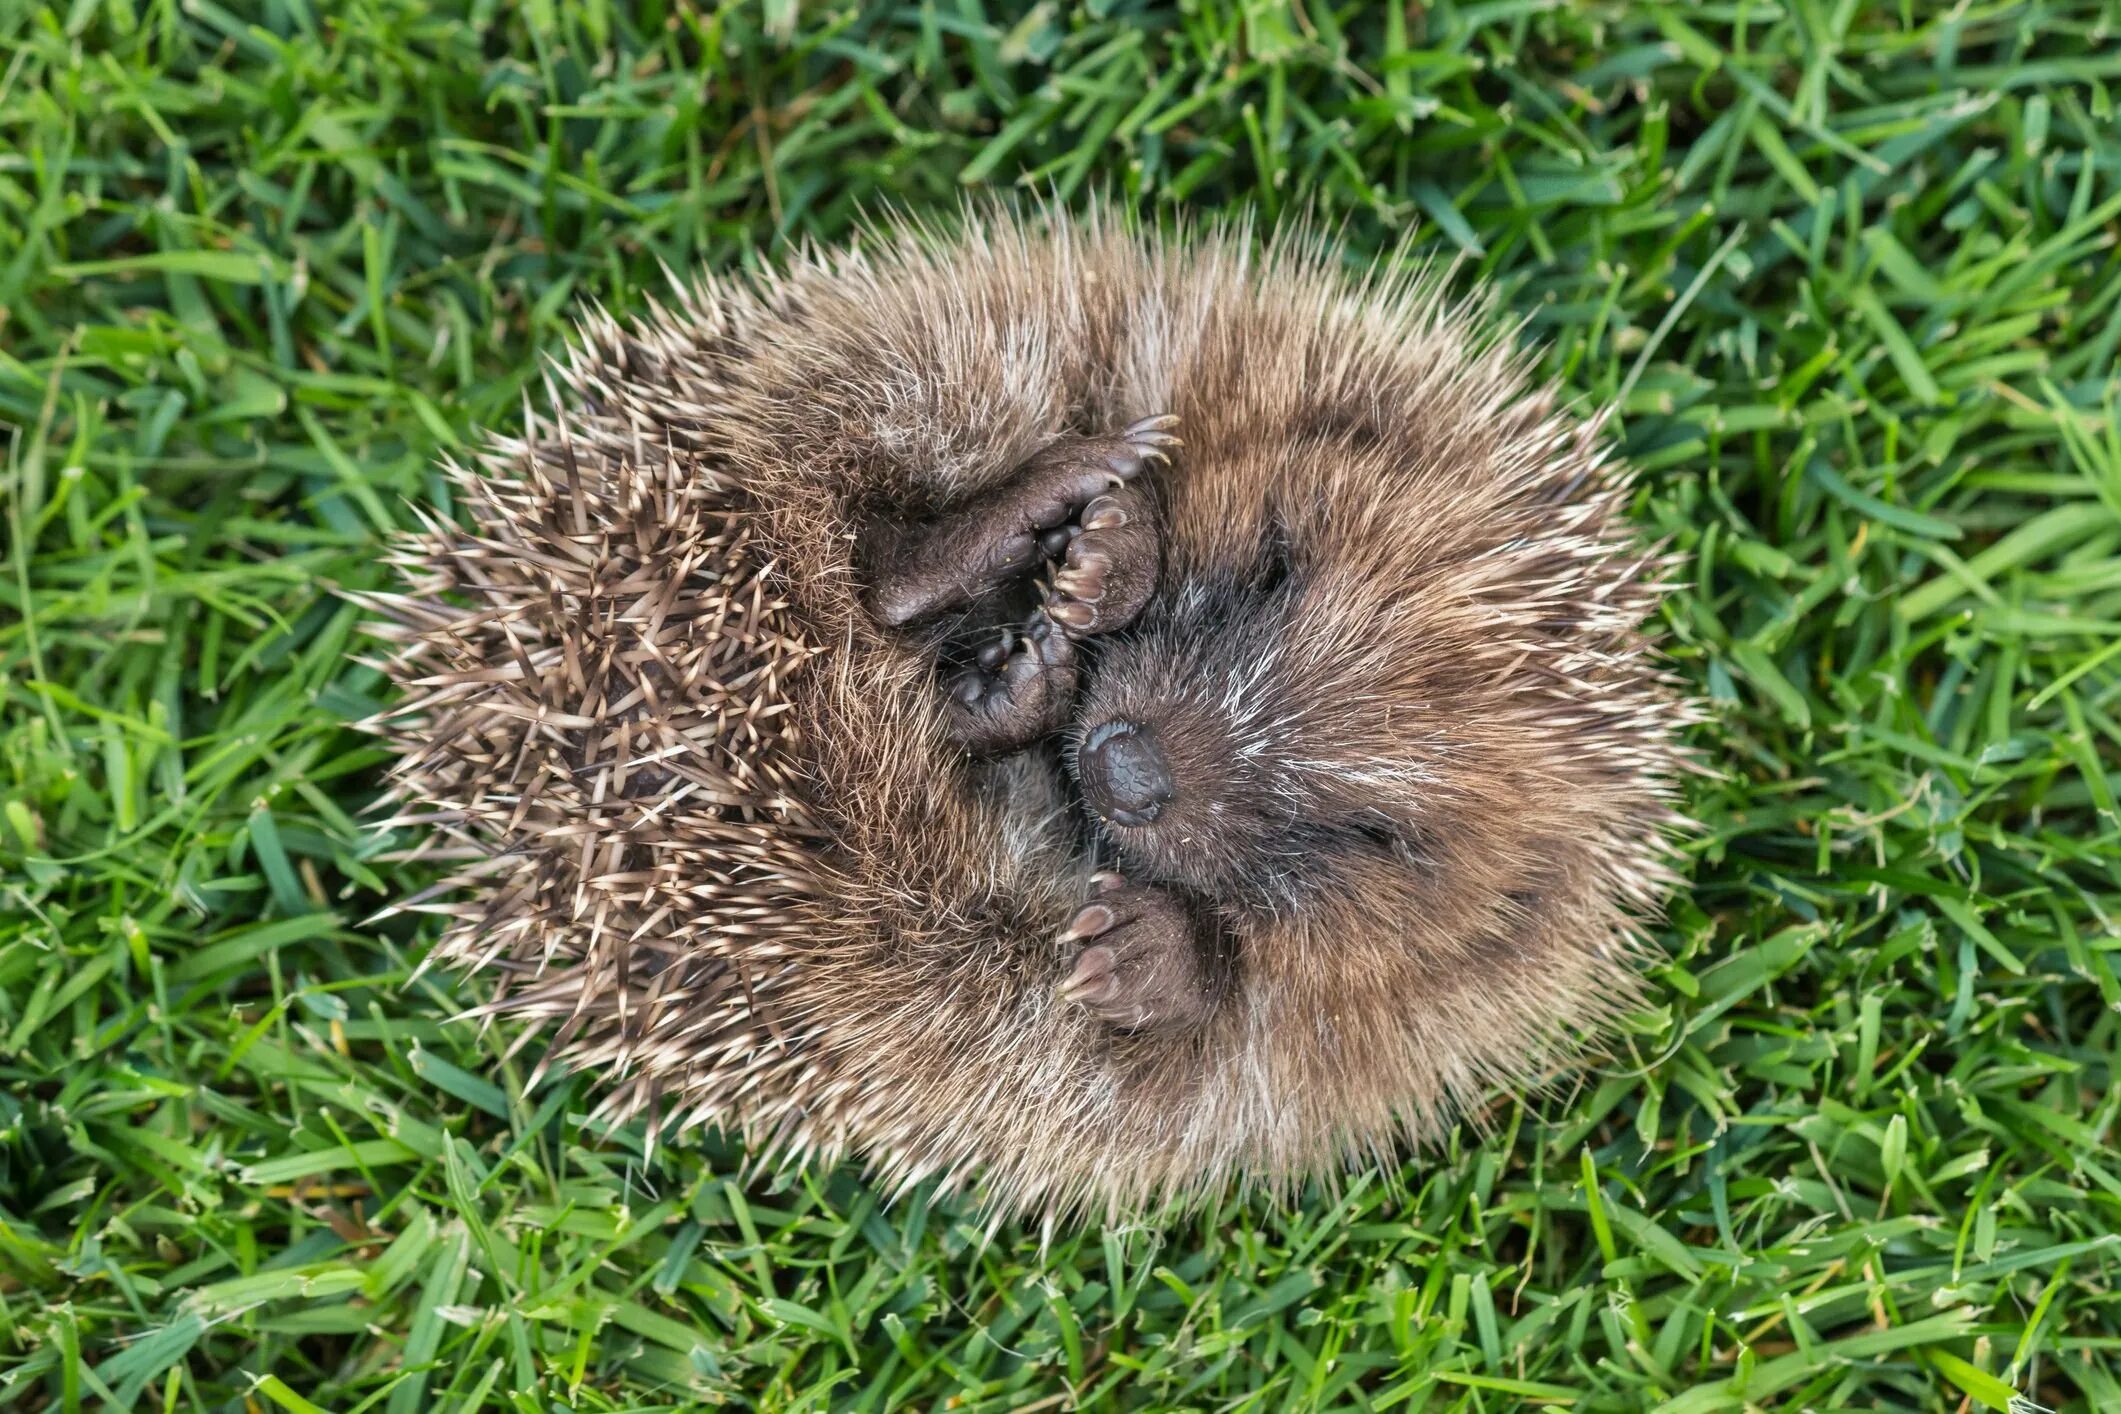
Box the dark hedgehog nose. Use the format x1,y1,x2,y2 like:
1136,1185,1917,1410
1078,720,1175,826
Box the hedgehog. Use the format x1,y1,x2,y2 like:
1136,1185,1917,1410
362,206,1695,1222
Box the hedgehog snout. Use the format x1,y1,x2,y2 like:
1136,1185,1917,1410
1077,719,1176,827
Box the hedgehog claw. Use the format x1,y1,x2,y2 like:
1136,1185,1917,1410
1057,945,1119,1004
1055,902,1115,945
1055,876,1217,1035
1122,413,1182,465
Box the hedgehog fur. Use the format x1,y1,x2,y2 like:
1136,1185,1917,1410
363,206,1696,1222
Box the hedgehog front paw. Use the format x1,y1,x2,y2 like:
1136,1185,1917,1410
943,609,1078,756
1055,871,1217,1035
868,414,1178,628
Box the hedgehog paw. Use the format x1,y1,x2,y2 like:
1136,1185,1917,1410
1055,871,1216,1035
869,413,1178,627
943,609,1078,756
1041,480,1160,638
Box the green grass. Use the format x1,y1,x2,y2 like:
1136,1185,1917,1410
3,0,2119,1408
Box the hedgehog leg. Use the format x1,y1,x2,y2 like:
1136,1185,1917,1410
1041,479,1161,638
868,414,1178,627
1055,871,1219,1035
942,607,1079,756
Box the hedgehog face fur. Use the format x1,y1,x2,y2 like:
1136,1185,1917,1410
367,207,1696,1222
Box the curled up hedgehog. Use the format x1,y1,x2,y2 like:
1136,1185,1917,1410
363,207,1695,1221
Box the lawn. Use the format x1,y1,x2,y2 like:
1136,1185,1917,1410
4,0,2120,1408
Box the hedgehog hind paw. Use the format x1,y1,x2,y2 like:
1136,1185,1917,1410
865,414,1177,628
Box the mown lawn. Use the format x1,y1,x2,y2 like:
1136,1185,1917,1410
4,1,2119,1409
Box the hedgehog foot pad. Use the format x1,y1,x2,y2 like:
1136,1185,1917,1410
1056,872,1217,1036
869,414,1176,629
